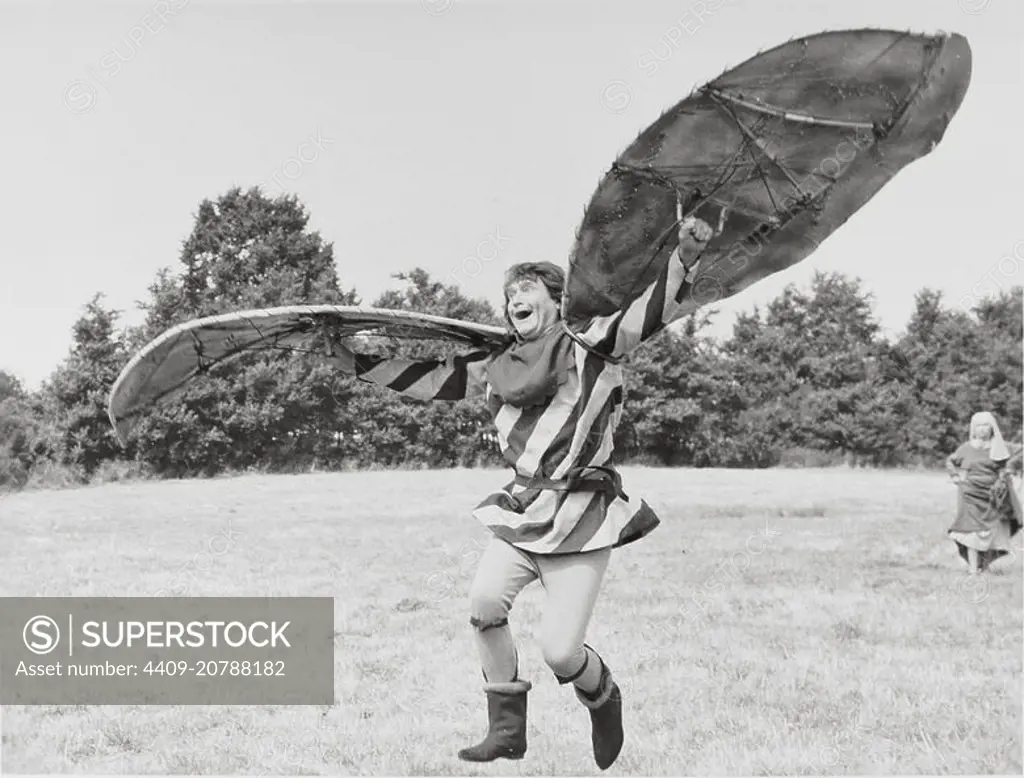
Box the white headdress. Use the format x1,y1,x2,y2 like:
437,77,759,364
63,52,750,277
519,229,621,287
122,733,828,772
970,411,1009,460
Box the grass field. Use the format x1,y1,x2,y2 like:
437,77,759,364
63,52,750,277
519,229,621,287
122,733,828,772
0,467,1021,775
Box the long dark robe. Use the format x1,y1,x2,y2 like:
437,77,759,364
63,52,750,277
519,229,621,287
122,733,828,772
946,442,1022,570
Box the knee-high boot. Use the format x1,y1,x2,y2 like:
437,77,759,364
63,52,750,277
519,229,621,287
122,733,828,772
557,646,624,771
457,679,532,762
576,658,624,770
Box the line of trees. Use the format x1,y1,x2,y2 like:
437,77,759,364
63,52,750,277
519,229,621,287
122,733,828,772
0,187,1020,490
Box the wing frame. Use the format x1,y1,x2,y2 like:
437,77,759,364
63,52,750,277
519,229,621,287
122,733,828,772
562,28,972,328
107,304,511,445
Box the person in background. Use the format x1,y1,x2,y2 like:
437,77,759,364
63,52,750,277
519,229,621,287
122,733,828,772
945,411,1022,574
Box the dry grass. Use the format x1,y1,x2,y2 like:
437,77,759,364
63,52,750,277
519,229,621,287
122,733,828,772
0,467,1020,775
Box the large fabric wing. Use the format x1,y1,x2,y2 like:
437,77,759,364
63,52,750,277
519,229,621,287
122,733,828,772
562,29,972,328
107,305,510,445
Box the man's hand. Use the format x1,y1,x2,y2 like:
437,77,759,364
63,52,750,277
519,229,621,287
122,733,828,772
680,215,713,244
331,343,357,374
677,215,713,282
322,325,357,374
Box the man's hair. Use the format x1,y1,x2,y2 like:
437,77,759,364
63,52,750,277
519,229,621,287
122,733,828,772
502,262,565,317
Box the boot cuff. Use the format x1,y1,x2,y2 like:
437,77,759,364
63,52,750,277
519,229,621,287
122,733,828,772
483,679,532,695
575,670,615,709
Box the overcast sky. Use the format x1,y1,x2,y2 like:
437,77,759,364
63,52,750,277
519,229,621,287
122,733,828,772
2,0,1020,388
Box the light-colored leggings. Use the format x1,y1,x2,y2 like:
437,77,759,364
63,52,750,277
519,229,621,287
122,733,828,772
468,535,611,690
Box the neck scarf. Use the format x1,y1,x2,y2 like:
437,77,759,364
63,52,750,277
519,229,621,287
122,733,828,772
970,411,1010,460
486,322,574,408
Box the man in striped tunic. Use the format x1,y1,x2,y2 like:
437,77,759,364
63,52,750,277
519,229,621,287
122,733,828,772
326,215,714,769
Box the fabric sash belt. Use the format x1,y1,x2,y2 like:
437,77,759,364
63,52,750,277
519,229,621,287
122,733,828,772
513,465,629,501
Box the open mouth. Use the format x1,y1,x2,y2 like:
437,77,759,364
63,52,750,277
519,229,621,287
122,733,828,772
512,309,533,321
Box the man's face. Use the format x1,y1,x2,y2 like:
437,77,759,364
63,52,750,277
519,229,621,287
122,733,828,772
505,278,559,341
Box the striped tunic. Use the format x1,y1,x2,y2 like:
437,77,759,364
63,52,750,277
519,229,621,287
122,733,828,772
350,247,700,554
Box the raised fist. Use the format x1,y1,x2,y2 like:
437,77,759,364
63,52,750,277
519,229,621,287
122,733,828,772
680,216,713,243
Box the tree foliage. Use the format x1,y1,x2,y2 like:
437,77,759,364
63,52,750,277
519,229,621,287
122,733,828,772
5,187,1021,489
